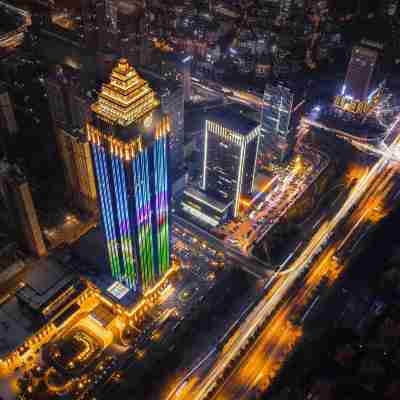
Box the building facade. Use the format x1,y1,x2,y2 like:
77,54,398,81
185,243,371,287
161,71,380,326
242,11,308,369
260,83,294,164
182,55,193,102
0,83,18,158
87,59,171,295
201,110,260,217
46,71,98,214
343,45,378,102
56,128,97,213
159,85,186,193
0,162,46,257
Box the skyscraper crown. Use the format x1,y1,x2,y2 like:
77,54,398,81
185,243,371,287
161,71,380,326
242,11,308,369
92,58,159,128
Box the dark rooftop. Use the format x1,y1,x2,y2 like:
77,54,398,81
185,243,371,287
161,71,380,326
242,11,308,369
138,67,181,95
206,107,259,135
183,187,232,213
16,257,78,313
185,103,258,137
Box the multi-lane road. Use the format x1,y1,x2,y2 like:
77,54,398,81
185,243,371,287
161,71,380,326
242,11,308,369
214,154,397,400
164,113,400,400
191,78,263,110
173,215,273,279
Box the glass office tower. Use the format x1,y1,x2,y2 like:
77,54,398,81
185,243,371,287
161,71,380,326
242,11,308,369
201,109,260,217
260,83,294,164
343,45,378,102
87,59,170,295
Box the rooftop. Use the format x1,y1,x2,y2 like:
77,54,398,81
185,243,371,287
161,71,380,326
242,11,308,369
16,257,78,315
0,257,79,358
138,67,181,95
205,107,259,136
0,296,35,359
183,187,232,213
312,104,386,139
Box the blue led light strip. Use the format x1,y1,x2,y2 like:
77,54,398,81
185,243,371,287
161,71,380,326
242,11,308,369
141,149,155,286
133,153,147,289
133,149,155,290
99,146,121,280
111,155,133,288
118,157,136,289
142,149,155,284
154,135,169,277
161,136,170,274
92,143,120,280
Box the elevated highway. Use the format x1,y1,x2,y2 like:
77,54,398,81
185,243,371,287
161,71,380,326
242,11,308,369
166,111,400,400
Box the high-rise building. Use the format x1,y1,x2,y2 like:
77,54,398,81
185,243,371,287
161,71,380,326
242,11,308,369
80,0,100,48
182,55,193,102
87,58,171,295
343,45,378,102
201,109,260,217
56,128,98,213
46,70,98,213
45,74,69,129
0,83,18,158
260,83,294,164
98,0,150,68
134,67,186,194
159,85,186,193
0,162,46,257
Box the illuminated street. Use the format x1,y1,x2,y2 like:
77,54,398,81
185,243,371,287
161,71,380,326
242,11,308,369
221,148,329,255
162,113,400,400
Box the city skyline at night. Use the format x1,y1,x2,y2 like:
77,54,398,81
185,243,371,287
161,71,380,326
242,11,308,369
1,1,400,399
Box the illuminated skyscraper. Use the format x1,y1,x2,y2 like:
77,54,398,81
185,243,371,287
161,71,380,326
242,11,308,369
343,45,378,102
260,83,294,164
87,59,171,295
201,109,260,217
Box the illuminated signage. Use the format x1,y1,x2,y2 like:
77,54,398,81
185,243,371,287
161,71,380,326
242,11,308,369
334,89,382,115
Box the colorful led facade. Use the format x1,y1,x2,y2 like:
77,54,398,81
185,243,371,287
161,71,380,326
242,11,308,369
87,59,170,295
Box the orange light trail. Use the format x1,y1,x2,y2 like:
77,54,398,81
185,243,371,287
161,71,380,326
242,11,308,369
240,177,278,208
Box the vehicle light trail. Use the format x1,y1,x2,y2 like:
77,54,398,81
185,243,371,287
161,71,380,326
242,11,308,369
167,112,400,400
209,120,400,400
